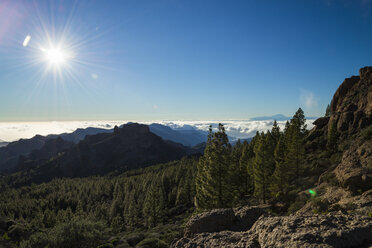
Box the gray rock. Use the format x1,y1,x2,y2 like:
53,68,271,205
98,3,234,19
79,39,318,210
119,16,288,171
184,206,267,238
184,208,235,237
313,117,330,129
173,214,372,248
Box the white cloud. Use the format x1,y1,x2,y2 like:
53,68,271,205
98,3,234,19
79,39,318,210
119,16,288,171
0,121,123,142
153,104,159,110
300,90,319,109
0,119,315,142
155,120,315,140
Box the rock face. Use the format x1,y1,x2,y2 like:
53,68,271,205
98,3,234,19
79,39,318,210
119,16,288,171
173,213,372,248
330,67,372,193
329,66,372,133
184,206,267,237
335,137,372,193
308,66,372,194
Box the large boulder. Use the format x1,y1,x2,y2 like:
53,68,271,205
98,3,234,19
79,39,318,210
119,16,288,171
184,209,235,237
183,206,267,237
313,117,330,130
173,214,372,248
335,137,372,194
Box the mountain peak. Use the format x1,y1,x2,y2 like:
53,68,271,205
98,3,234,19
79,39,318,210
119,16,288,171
329,66,372,133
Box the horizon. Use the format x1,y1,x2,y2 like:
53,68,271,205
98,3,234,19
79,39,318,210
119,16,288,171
0,117,316,142
1,0,372,121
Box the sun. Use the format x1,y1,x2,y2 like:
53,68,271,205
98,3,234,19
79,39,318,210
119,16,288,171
41,46,69,66
45,48,65,64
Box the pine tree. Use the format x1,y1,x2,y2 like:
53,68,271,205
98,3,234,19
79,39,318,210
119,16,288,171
239,141,255,197
292,108,307,134
143,181,164,228
271,135,290,200
195,124,232,210
285,108,306,180
253,132,275,203
271,120,281,144
325,104,331,117
230,139,244,203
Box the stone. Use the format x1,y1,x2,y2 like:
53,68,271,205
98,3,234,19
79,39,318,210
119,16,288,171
173,213,372,248
313,117,330,129
184,206,268,237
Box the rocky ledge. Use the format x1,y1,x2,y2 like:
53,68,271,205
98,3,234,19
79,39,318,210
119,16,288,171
173,209,372,248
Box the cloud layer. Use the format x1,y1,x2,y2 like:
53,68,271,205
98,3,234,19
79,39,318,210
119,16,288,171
0,119,315,142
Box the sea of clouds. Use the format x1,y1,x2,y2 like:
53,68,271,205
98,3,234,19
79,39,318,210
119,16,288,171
0,119,316,142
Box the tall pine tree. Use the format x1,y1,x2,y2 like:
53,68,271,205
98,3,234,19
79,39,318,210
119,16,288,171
253,132,275,203
285,108,306,180
195,124,232,210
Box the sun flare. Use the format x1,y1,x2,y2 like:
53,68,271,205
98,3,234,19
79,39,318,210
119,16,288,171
45,48,65,64
41,46,69,66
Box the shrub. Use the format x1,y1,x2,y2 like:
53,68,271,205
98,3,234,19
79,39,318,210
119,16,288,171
136,237,168,248
125,232,145,246
97,243,114,248
2,232,10,241
20,218,106,248
19,232,49,248
287,197,307,214
311,198,330,214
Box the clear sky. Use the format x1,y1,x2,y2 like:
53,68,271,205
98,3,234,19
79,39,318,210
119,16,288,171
0,0,371,121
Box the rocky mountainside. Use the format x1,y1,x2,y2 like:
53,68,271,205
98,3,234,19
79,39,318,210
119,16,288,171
0,123,208,174
174,206,372,248
0,135,49,173
0,127,111,173
173,67,372,248
305,66,372,212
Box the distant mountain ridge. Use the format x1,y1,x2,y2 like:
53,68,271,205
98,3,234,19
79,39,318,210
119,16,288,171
47,127,112,143
149,123,208,146
0,139,9,148
8,123,202,186
0,128,111,173
0,123,210,174
0,122,242,174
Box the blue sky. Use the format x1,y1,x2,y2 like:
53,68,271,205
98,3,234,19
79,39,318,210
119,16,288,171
0,0,371,121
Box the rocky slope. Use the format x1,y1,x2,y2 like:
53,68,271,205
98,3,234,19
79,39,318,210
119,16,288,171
0,127,110,174
304,66,372,212
173,67,372,248
174,208,372,248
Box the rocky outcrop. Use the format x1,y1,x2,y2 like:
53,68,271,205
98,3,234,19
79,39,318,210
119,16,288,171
313,117,330,130
329,66,372,134
173,213,372,248
307,66,372,194
335,137,372,193
184,206,267,237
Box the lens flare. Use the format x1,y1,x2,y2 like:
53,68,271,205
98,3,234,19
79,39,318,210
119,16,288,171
23,35,31,47
309,189,316,197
